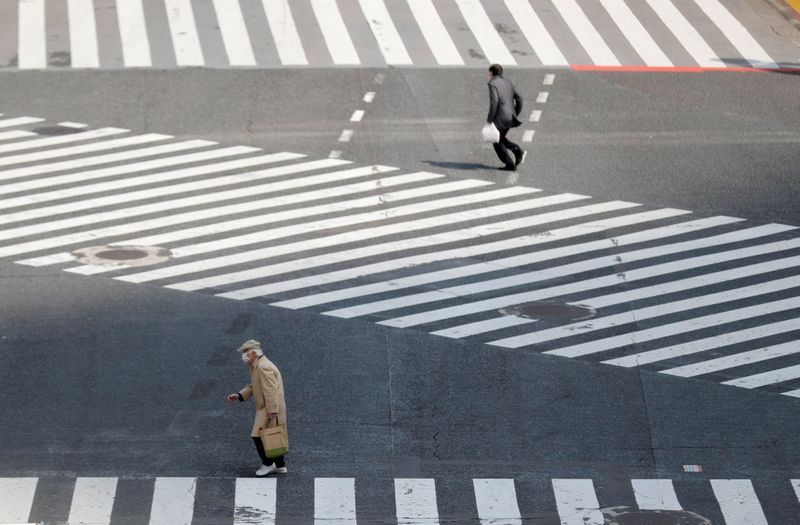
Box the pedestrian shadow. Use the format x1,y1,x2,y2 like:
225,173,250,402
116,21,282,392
424,160,495,171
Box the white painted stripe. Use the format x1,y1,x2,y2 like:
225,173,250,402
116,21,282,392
710,480,768,525
263,207,688,306
0,130,37,142
350,110,365,122
315,478,356,524
783,389,800,398
552,479,603,525
363,92,376,103
491,254,800,347
18,252,75,266
694,0,777,69
18,0,47,69
311,0,360,65
0,139,216,187
0,116,45,129
536,92,549,103
504,0,567,66
0,478,37,523
212,0,257,66
598,0,672,67
235,478,277,525
794,480,800,501
339,130,353,142
631,479,683,511
455,0,516,65
0,146,255,207
551,0,619,66
646,0,720,68
380,225,798,329
395,479,439,524
149,477,196,525
663,338,800,378
262,0,308,65
0,133,170,168
358,0,412,65
58,121,88,128
0,127,127,155
529,110,541,122
165,0,204,66
116,0,152,67
407,0,463,65
67,477,118,525
723,363,800,389
603,298,800,368
473,479,521,524
68,0,100,68
329,150,342,158
432,315,534,338
522,130,535,142
543,74,555,85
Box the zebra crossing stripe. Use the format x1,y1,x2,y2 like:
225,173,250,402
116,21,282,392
631,479,683,511
67,0,100,68
0,477,37,523
315,478,357,524
662,338,800,378
694,0,778,69
234,478,277,525
407,0,464,66
552,479,603,525
793,479,800,502
723,363,800,390
551,0,619,66
0,130,37,142
17,0,46,69
358,0,412,65
646,0,720,68
0,127,129,156
116,0,152,67
311,0,360,65
149,477,196,525
473,479,522,525
0,116,45,129
394,479,439,524
165,0,205,66
262,0,308,66
67,477,118,525
710,480,768,525
455,0,516,65
504,0,567,66
598,0,672,67
211,0,257,66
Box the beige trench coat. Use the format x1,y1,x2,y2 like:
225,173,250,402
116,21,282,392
238,356,288,439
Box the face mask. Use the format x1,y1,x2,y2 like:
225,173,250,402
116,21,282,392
241,352,250,364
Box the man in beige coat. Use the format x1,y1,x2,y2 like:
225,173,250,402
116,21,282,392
227,339,288,476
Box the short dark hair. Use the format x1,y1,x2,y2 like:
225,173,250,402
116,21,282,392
489,64,503,76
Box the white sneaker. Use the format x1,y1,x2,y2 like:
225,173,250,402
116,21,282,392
255,463,276,477
274,466,287,474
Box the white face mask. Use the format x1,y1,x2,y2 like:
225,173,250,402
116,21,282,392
241,352,251,364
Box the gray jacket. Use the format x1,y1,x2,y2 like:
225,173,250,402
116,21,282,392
487,75,523,130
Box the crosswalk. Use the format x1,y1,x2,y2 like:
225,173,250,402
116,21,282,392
3,113,800,399
1,0,798,70
1,475,798,523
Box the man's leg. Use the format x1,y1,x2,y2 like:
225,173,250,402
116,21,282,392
501,131,524,165
493,128,515,168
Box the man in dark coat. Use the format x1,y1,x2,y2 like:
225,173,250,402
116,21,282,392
486,64,525,171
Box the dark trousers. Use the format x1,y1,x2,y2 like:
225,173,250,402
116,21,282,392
493,127,522,168
252,437,286,468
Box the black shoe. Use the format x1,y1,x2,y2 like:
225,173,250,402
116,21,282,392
499,165,516,171
515,150,527,166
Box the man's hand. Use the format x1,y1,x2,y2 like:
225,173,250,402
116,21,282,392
226,393,239,402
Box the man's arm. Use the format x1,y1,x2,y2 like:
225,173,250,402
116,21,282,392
513,88,523,116
487,84,499,124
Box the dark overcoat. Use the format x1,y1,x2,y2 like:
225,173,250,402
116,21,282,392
487,75,523,130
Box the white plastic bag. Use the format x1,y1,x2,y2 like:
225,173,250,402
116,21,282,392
482,122,500,143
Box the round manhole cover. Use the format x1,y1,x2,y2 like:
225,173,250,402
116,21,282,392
603,507,711,525
71,245,171,268
615,512,679,525
499,300,596,322
32,126,84,136
94,249,150,261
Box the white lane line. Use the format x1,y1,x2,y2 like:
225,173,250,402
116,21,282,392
165,0,205,66
550,0,619,66
0,139,217,187
0,478,37,523
504,0,567,66
602,297,800,368
338,130,354,142
379,225,797,329
395,479,439,524
0,116,45,129
407,0,463,65
473,479,521,525
350,110,365,122
358,0,412,65
67,477,118,525
552,479,603,525
0,133,170,168
543,74,555,85
265,207,687,307
0,145,254,205
646,0,720,68
19,252,75,267
116,0,152,67
723,363,800,390
598,0,671,67
315,478,356,524
781,389,800,398
212,0,257,66
536,92,549,103
262,0,308,65
0,130,37,142
529,110,541,122
68,0,100,68
663,337,800,378
363,92,376,103
794,480,800,502
0,126,127,155
18,0,47,69
694,0,777,69
631,479,683,511
234,478,277,525
329,150,342,158
455,0,516,65
311,0,360,65
710,480,768,525
57,121,88,128
522,130,535,142
149,478,196,525
431,315,535,338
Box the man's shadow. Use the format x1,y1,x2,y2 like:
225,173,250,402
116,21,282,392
424,160,495,171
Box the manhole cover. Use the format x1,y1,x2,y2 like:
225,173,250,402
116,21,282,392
32,125,84,136
615,512,679,525
71,245,171,268
499,300,596,322
603,507,711,525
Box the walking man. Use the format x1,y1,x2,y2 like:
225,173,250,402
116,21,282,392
227,339,288,476
486,64,525,171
